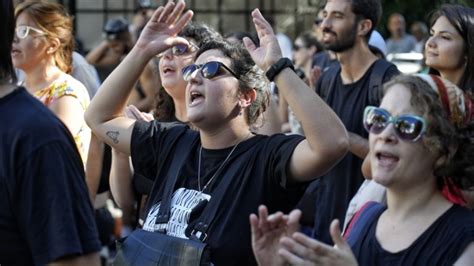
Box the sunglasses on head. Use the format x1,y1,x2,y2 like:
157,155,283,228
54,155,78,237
182,61,239,82
15,25,47,39
157,42,198,58
363,106,427,142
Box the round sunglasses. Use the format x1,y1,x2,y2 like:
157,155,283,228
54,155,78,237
15,25,47,39
181,61,239,82
363,106,427,142
156,42,198,58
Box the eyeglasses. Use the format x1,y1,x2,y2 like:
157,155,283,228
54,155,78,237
157,43,198,58
15,25,47,39
182,61,239,82
363,106,427,142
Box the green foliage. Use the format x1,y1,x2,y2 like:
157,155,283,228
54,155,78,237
379,0,474,37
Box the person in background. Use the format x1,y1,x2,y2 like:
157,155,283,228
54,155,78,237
12,1,91,164
280,31,322,134
386,13,417,54
0,0,101,264
351,5,474,222
296,0,399,245
410,21,429,53
426,4,474,93
251,74,474,265
312,8,337,73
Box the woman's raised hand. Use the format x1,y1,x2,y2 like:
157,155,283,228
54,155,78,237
250,205,301,266
244,8,282,72
135,0,193,58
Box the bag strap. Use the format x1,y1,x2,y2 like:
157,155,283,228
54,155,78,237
154,130,197,225
343,201,385,242
317,64,341,102
368,59,396,106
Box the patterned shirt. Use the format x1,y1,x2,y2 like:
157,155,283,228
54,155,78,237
34,73,91,163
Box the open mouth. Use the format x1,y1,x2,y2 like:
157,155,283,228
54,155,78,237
190,91,204,104
375,151,399,166
162,66,175,74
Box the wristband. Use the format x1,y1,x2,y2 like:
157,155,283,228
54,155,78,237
265,57,295,82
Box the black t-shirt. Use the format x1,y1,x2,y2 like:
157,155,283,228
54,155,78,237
0,88,101,265
310,60,399,244
348,203,474,265
131,121,307,265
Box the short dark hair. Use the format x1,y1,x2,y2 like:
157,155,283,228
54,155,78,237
351,0,382,42
195,39,269,128
0,0,16,83
428,4,474,93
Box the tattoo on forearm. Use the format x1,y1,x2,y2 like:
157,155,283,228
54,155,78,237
106,131,120,144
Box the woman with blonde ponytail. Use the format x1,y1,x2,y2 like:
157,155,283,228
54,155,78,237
12,1,90,163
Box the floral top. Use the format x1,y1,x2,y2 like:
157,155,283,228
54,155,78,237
34,73,91,163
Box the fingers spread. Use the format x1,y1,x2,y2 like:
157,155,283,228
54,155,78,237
250,213,262,240
278,247,306,265
150,6,165,23
172,10,194,34
166,0,186,25
243,37,256,52
158,1,175,22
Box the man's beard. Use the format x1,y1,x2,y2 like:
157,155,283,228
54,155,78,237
322,23,358,52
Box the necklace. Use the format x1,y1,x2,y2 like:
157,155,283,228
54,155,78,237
197,133,250,193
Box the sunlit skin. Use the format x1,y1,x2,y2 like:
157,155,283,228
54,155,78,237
425,15,466,85
158,40,196,107
11,13,52,75
370,85,439,192
185,49,241,130
320,0,358,53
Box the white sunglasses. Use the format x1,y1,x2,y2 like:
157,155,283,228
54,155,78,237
15,25,47,39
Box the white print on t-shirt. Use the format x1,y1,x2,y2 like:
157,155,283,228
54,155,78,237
142,187,211,239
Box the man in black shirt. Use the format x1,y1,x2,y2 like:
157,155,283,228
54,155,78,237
302,0,400,244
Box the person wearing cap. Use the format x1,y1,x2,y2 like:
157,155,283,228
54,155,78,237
86,18,133,82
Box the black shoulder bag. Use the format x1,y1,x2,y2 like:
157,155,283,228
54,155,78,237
113,132,232,266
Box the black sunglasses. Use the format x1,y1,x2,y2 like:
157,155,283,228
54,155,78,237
182,61,239,81
363,106,427,142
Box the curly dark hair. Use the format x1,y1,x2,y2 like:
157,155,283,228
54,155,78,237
195,38,269,128
383,75,474,190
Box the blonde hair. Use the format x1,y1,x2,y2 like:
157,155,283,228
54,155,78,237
15,1,74,74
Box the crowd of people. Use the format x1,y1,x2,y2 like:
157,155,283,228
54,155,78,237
1,0,473,265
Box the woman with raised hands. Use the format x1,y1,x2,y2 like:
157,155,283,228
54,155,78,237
251,74,474,265
85,1,348,264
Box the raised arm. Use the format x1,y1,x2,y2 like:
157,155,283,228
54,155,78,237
85,0,193,154
244,9,348,182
